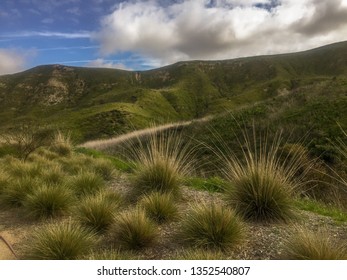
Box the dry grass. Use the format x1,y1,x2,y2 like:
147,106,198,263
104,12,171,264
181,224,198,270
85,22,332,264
220,129,306,222
179,202,245,251
127,130,196,198
284,226,347,260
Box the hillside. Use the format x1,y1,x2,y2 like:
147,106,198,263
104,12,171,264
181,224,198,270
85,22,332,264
0,41,347,141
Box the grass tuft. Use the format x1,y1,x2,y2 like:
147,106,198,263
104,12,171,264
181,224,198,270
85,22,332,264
24,221,98,260
221,130,304,222
67,171,105,197
110,209,158,250
50,131,73,156
127,130,195,198
75,192,120,232
284,227,347,260
179,202,245,251
23,185,75,219
139,192,178,224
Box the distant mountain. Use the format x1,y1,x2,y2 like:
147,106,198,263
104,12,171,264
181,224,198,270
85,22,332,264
0,41,346,141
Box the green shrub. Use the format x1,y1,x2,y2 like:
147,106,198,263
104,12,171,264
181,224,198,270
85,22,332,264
179,203,245,250
67,171,105,197
139,192,178,224
24,221,98,260
75,192,120,232
284,227,347,260
23,185,75,219
110,209,158,250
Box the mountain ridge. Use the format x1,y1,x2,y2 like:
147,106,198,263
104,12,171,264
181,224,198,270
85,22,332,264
0,40,346,141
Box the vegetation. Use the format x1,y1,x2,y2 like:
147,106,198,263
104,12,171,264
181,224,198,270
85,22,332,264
23,185,75,219
139,192,178,224
75,191,120,232
127,130,195,198
284,227,347,260
1,42,347,260
221,131,303,222
110,209,158,250
24,221,98,260
179,203,245,250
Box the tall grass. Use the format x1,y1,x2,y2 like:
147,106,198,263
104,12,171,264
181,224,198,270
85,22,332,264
110,209,158,250
179,202,245,250
1,176,37,207
67,171,105,197
75,192,120,232
125,130,195,198
50,131,73,156
24,221,98,260
284,227,347,260
139,192,178,224
23,185,75,219
220,129,306,222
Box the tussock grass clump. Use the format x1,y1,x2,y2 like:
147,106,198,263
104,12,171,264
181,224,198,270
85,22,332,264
284,227,347,260
127,130,195,198
41,164,66,186
50,131,73,156
110,209,158,250
85,248,138,260
5,160,42,178
179,203,245,251
23,185,75,219
90,158,116,181
24,221,98,260
139,192,178,224
67,171,105,197
1,176,37,207
0,169,10,193
75,192,120,232
221,130,305,223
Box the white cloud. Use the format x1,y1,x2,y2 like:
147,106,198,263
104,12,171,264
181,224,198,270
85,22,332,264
85,58,130,70
0,49,26,75
94,0,347,67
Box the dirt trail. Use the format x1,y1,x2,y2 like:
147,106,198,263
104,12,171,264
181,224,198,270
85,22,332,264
80,116,212,151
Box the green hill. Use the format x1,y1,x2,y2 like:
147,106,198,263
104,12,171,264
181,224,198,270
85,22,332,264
0,41,346,141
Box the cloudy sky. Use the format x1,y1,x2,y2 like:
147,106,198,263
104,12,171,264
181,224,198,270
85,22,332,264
1,0,347,75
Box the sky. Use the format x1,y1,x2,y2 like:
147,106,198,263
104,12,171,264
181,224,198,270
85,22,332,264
0,0,347,75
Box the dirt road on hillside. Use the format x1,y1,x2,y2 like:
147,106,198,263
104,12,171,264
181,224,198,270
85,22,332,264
80,116,212,150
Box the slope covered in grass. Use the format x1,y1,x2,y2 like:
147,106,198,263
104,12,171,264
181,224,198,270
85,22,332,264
0,41,346,141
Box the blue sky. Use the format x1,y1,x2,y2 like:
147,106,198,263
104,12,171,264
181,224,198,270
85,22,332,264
1,0,347,74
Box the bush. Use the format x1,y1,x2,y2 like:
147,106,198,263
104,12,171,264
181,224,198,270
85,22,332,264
222,131,303,222
110,209,158,250
284,227,347,260
24,221,98,260
23,185,75,219
139,192,178,224
75,192,120,232
179,203,245,251
67,171,105,197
